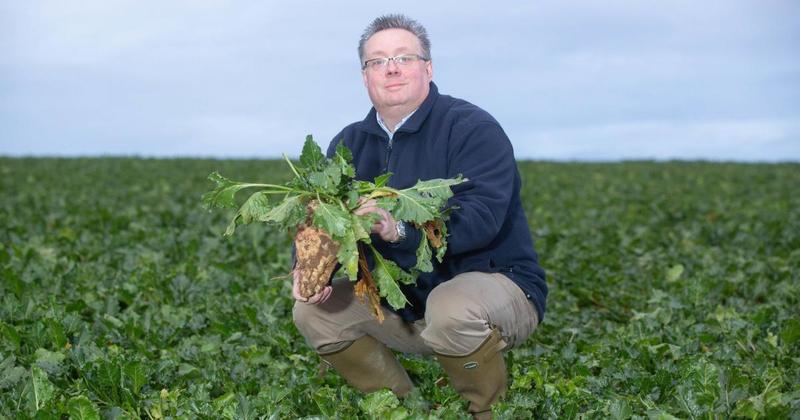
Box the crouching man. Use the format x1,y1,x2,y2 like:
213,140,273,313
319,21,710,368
292,14,547,419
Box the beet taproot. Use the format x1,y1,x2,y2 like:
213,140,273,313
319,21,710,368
293,225,340,298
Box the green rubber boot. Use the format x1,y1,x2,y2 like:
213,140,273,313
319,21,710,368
435,329,508,419
320,335,413,397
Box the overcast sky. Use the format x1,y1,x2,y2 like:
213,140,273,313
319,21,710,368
1,1,798,161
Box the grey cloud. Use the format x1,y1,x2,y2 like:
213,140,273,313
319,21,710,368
1,1,798,160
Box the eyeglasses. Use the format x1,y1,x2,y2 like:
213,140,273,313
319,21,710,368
362,54,429,70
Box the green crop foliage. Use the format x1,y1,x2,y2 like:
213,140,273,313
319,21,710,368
203,136,465,309
0,157,798,419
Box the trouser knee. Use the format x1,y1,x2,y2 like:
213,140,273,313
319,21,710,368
292,300,315,337
421,286,489,356
292,301,351,353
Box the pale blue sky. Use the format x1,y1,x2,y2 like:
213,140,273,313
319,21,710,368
1,1,798,160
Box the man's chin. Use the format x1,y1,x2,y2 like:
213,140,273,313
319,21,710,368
378,97,408,108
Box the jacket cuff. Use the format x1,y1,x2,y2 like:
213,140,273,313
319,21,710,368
387,223,422,252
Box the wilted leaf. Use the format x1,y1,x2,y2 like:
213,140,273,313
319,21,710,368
434,221,449,262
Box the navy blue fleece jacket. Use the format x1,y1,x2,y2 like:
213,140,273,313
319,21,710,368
327,82,547,323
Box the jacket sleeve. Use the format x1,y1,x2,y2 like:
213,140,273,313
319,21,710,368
445,121,516,255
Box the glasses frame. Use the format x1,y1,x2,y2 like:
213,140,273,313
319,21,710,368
362,53,430,71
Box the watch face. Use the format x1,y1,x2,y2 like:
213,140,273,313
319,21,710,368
395,221,406,242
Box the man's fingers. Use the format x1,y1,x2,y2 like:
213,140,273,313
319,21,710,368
354,199,377,213
317,286,333,304
353,205,380,216
307,292,321,304
375,207,393,222
292,271,309,302
352,202,398,240
292,283,308,302
355,206,389,218
307,286,332,305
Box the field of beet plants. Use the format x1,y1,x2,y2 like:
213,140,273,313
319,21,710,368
1,157,798,419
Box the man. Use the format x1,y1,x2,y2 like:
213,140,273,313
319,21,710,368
292,14,547,419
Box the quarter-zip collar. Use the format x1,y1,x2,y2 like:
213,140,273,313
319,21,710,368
359,82,441,138
377,109,417,141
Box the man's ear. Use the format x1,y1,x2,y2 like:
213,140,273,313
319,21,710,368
362,70,369,87
426,60,433,81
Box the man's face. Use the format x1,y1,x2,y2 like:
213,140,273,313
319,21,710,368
361,28,433,114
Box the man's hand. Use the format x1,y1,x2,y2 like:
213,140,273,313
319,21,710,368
292,270,332,304
353,198,400,242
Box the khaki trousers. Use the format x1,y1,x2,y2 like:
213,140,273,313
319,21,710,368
293,271,539,357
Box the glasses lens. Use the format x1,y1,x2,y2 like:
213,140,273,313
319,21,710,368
364,55,424,70
396,55,417,65
365,58,387,69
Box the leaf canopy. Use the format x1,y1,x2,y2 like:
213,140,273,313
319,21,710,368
205,135,466,311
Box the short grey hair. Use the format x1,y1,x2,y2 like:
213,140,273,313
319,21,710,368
358,14,431,64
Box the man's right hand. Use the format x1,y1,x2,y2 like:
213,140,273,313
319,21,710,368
292,270,332,304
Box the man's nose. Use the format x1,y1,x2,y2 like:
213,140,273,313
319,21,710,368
385,59,401,74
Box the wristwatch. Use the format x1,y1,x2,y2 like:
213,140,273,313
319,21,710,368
392,220,407,243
